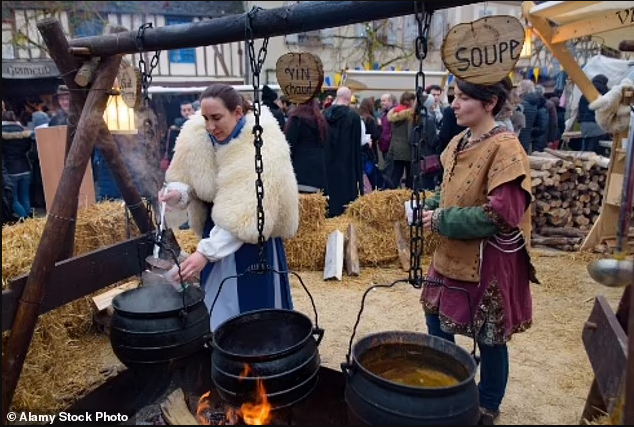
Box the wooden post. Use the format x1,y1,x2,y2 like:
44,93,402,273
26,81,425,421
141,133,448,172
1,55,122,420
38,17,152,235
522,2,600,104
37,18,83,259
625,285,634,424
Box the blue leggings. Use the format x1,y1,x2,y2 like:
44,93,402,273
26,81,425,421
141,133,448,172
425,314,509,413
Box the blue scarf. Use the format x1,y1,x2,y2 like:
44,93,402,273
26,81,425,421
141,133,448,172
209,116,246,146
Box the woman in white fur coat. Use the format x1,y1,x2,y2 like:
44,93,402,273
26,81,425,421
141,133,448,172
160,84,299,331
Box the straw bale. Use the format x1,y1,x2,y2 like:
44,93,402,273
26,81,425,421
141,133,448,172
285,216,439,271
285,190,440,271
2,201,138,289
344,189,435,232
174,229,200,255
297,193,328,234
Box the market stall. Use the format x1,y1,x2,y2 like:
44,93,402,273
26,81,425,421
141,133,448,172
522,1,634,424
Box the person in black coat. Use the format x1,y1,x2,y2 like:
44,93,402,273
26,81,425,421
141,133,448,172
578,74,610,153
262,85,286,130
284,99,328,193
323,87,363,217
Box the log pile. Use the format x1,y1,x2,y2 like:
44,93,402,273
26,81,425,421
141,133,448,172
530,149,610,252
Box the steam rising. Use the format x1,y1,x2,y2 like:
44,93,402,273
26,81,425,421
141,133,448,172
115,283,197,314
111,105,165,217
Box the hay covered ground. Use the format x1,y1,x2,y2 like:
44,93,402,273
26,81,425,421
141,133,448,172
1,195,626,424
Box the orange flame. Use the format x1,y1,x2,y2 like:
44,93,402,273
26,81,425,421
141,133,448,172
196,364,272,425
196,391,212,425
238,378,272,425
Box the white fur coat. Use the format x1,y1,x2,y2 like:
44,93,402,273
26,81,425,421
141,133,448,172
165,106,299,243
590,78,633,134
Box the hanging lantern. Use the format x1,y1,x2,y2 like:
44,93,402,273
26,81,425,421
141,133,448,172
103,90,137,135
520,27,533,59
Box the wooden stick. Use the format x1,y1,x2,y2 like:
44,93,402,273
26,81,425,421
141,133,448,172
394,222,411,271
160,388,200,425
344,223,360,276
1,54,122,421
74,57,101,87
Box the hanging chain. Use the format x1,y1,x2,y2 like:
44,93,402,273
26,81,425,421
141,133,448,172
409,2,433,289
246,7,270,267
136,23,161,105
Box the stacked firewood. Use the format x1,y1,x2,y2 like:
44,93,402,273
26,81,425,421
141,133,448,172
529,149,610,252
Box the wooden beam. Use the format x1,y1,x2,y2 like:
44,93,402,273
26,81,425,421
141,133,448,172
38,18,84,259
582,296,628,416
1,235,152,332
1,54,122,421
66,1,476,56
581,286,631,422
551,8,634,44
523,1,600,103
528,1,603,19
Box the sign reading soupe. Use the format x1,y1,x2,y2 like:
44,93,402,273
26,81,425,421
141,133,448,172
441,15,526,85
276,52,324,104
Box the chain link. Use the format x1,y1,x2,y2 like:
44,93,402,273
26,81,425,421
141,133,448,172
245,7,270,266
408,2,433,289
136,23,161,104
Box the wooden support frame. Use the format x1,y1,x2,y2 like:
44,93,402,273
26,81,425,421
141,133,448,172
522,1,633,424
1,235,153,332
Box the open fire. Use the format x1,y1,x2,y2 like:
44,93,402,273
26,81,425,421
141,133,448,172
196,364,272,425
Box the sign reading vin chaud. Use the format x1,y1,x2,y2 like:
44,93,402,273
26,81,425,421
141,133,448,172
441,15,526,86
276,52,324,105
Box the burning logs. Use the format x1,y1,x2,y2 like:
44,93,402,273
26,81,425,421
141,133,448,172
529,149,610,252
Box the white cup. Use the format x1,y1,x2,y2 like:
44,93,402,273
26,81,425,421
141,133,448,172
165,264,187,292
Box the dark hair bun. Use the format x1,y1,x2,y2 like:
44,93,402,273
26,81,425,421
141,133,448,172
501,76,513,91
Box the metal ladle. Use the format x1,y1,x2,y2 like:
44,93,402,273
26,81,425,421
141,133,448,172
587,106,634,287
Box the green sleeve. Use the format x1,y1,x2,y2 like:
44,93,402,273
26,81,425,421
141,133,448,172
434,206,501,240
423,191,441,210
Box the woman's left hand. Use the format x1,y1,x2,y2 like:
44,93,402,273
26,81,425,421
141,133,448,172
172,251,208,282
422,209,434,230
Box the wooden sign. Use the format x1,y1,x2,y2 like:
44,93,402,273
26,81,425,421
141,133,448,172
275,52,324,104
441,15,525,85
35,126,95,212
117,63,141,109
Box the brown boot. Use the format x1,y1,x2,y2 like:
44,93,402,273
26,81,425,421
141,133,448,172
478,408,500,425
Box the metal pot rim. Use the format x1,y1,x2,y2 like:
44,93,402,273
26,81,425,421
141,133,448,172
112,285,205,318
212,308,316,361
349,331,477,390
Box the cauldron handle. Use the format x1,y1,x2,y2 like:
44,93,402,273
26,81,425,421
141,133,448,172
342,278,480,375
343,279,411,375
207,266,323,345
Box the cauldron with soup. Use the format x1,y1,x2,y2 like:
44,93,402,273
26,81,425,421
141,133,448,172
341,282,480,425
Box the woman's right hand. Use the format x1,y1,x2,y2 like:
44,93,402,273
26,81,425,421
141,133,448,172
159,189,181,206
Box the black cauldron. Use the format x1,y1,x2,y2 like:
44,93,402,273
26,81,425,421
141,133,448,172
343,331,479,425
210,271,324,410
110,283,210,368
